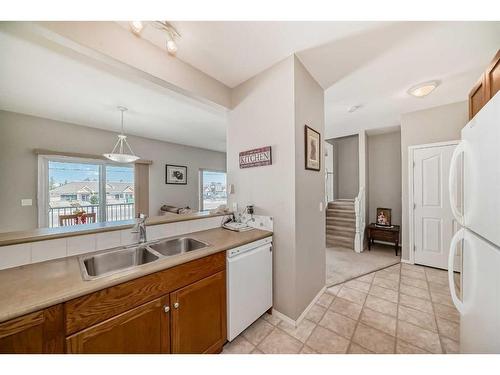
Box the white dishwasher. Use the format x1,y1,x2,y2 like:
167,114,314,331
226,236,273,341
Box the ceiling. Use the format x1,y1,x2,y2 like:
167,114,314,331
117,21,383,88
0,27,228,152
299,22,500,138
2,21,499,151
125,21,500,139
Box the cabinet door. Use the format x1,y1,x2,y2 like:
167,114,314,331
66,296,170,354
171,271,226,354
0,305,63,354
485,50,500,101
469,74,486,120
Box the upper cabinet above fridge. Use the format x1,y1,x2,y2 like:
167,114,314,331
468,49,500,120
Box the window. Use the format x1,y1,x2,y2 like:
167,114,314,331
199,170,227,211
38,156,135,228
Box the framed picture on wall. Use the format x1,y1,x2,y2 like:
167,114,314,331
376,207,392,227
305,125,321,171
166,164,187,185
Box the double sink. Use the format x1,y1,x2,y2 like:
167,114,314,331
79,237,210,281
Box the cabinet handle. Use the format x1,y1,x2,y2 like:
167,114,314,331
164,305,170,313
173,302,179,309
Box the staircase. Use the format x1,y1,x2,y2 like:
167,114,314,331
326,199,356,249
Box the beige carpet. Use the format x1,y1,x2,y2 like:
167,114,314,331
326,243,401,286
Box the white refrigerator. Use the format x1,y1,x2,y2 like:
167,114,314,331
448,91,500,353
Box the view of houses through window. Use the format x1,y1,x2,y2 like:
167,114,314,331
47,160,134,227
200,170,227,211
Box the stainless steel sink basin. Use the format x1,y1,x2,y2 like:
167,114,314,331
80,246,159,280
78,237,210,281
147,237,209,257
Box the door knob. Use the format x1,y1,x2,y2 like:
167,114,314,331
173,302,179,309
164,305,170,313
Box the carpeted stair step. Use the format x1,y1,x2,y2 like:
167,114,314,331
326,234,354,248
326,208,355,219
327,200,354,209
326,224,355,238
326,216,355,225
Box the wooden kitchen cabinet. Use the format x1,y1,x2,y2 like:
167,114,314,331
66,296,170,354
171,270,227,354
468,75,487,120
0,304,63,354
0,251,228,354
485,50,500,102
469,49,500,120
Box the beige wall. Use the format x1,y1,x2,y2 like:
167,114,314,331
228,56,297,317
331,135,359,199
293,56,326,318
0,110,226,233
400,101,468,261
368,130,402,235
228,55,325,320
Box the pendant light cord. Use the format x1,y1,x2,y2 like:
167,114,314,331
120,109,125,135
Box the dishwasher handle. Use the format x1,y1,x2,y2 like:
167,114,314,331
227,237,272,258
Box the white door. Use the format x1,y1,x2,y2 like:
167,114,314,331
413,143,461,269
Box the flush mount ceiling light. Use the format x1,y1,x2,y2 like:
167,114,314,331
129,21,144,35
103,106,140,163
408,80,440,98
152,21,181,56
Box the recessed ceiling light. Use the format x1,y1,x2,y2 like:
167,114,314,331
130,21,144,35
408,80,440,98
348,105,362,113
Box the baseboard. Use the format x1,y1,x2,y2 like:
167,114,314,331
400,258,413,264
271,309,296,327
372,240,402,247
272,285,326,328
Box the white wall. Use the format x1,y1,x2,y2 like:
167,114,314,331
33,21,231,109
0,110,226,233
367,130,402,234
400,101,467,261
228,55,325,320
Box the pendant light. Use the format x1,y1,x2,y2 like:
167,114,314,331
103,106,140,163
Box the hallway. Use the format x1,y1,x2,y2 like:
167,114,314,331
326,243,401,285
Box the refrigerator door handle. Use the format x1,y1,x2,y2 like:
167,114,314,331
448,140,465,227
448,228,465,314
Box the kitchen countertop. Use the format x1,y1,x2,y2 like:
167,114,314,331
0,211,230,247
0,227,272,324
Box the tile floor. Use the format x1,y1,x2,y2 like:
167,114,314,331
223,262,460,354
326,244,401,286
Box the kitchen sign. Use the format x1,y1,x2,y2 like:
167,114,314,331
239,146,272,168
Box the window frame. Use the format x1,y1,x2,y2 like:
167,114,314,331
198,168,227,212
37,154,134,228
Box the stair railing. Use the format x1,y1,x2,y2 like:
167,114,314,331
354,187,365,253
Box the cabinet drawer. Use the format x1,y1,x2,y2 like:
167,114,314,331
0,305,63,354
65,252,225,335
370,230,396,241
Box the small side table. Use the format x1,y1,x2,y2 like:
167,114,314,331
367,223,400,256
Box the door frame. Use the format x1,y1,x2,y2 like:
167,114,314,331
408,140,460,265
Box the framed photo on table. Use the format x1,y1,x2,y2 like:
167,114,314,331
305,125,321,171
166,164,187,185
376,207,392,227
